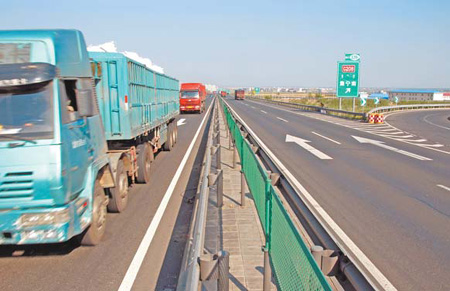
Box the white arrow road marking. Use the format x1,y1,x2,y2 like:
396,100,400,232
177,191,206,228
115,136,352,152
286,134,333,160
311,131,341,145
437,184,450,192
277,117,289,123
177,118,186,126
352,136,432,161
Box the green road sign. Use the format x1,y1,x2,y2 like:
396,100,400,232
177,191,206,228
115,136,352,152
345,53,361,62
255,87,260,94
336,61,360,98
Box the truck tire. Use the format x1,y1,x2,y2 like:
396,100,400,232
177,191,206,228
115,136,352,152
108,159,129,212
173,123,178,144
81,180,108,246
163,124,173,151
136,144,151,183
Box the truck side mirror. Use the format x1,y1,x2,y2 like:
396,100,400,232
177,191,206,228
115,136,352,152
77,89,95,117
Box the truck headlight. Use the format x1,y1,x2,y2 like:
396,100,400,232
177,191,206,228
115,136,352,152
17,209,70,227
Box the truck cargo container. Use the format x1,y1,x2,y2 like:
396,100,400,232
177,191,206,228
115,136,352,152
235,89,245,100
179,83,206,113
0,29,179,246
89,52,179,213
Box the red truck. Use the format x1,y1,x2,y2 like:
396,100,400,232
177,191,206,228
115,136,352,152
220,91,227,97
180,83,206,113
235,89,245,100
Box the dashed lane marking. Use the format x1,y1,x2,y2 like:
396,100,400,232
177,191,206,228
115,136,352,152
276,117,289,123
311,131,341,145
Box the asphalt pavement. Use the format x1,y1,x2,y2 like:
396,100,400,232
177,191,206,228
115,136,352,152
386,109,450,149
225,98,450,291
0,97,213,291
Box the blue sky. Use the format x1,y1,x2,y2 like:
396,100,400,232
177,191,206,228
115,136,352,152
2,0,450,88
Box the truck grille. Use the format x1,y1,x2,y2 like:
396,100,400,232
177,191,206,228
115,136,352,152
0,172,34,199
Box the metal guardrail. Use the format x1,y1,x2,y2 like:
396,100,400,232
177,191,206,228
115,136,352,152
221,97,396,291
221,98,332,291
177,99,229,291
368,103,450,115
248,96,366,120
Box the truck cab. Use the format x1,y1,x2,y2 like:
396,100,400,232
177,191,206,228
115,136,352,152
0,30,113,245
180,83,206,113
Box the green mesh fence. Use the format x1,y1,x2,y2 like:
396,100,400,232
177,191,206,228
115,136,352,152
241,140,268,230
220,99,331,291
270,187,330,290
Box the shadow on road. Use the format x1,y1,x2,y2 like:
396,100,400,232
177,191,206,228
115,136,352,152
155,109,211,290
0,237,81,257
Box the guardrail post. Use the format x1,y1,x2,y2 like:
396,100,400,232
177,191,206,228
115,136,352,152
217,170,223,207
216,145,222,170
218,250,230,291
233,146,237,169
263,173,273,291
240,170,246,207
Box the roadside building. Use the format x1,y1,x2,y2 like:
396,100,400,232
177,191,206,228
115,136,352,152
388,90,449,101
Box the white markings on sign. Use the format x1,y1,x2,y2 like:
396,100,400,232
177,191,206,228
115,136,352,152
276,117,289,123
177,118,186,126
311,131,341,145
352,136,432,161
437,184,450,192
286,134,333,160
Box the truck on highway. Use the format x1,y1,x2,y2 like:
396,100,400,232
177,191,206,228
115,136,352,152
220,91,227,98
179,83,206,113
0,29,179,246
235,89,245,100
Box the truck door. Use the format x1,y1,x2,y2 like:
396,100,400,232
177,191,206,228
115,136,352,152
106,61,121,136
60,80,91,199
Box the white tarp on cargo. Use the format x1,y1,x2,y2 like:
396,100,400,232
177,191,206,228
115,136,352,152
87,41,164,74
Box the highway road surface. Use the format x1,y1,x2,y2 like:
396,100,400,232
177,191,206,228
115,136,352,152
225,98,450,290
0,98,213,291
386,109,450,151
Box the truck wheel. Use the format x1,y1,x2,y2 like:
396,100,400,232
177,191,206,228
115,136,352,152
172,123,177,145
163,124,173,151
81,180,108,246
173,123,178,144
136,144,151,183
108,159,129,212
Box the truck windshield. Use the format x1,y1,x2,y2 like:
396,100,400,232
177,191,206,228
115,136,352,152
181,91,199,99
0,81,53,141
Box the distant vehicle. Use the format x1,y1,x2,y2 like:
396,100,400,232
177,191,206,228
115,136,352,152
0,29,179,246
180,83,206,113
235,89,245,100
220,91,227,98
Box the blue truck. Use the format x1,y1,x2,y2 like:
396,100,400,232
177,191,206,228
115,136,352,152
0,29,179,246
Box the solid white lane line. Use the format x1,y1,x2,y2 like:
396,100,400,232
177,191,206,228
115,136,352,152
437,184,450,192
276,117,289,123
118,101,213,291
261,110,268,114
225,100,396,290
311,131,341,145
424,114,450,131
